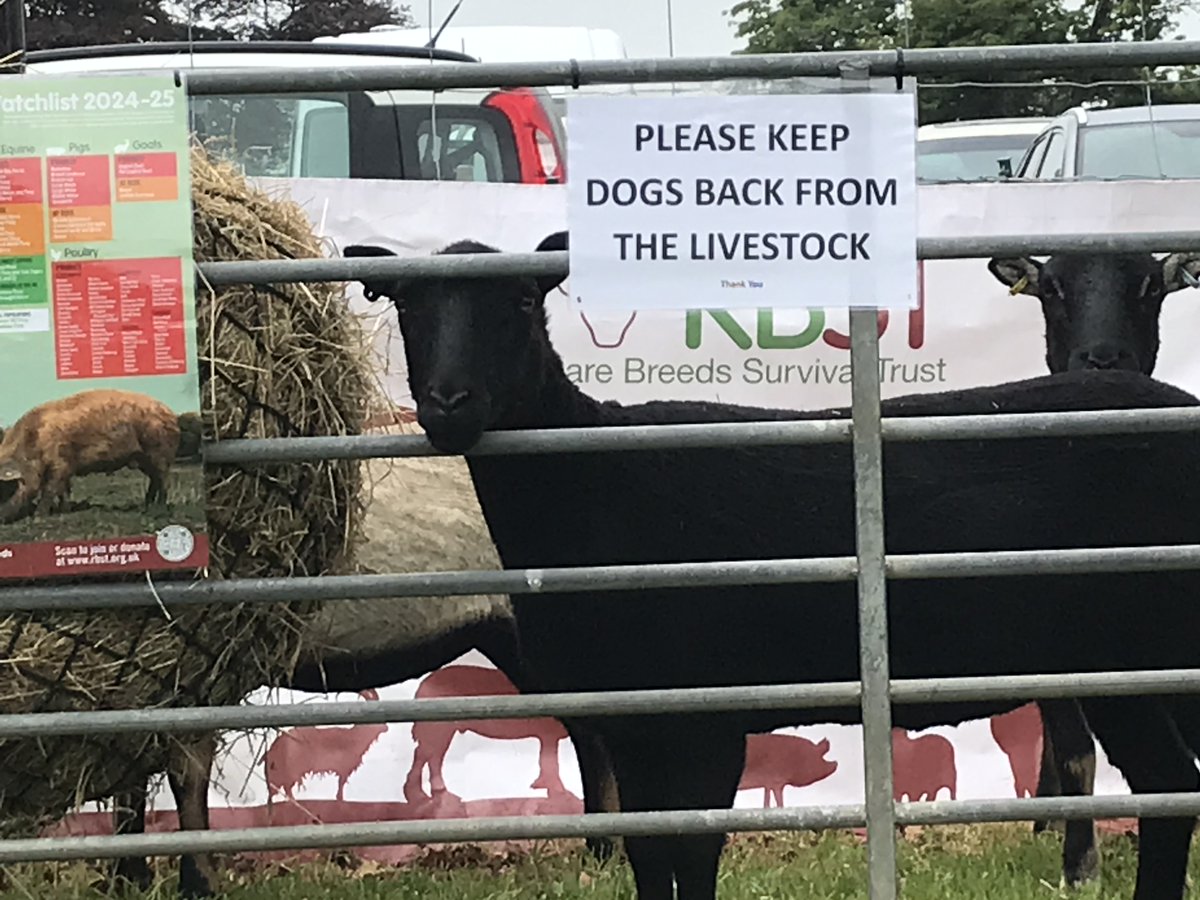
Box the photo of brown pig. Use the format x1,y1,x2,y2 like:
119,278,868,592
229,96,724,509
0,389,205,539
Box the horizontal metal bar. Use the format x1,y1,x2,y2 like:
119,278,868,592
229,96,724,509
203,407,1200,465
180,40,1200,95
197,251,565,287
0,557,858,611
4,669,1200,738
919,231,1200,258
5,792,1200,863
195,232,1200,287
3,544,1200,612
896,792,1200,826
2,806,867,862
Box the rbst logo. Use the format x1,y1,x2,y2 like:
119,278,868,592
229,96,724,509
559,284,641,349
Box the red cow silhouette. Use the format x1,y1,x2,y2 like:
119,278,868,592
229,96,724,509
738,733,838,808
265,689,387,803
404,665,570,802
891,728,957,802
989,703,1044,798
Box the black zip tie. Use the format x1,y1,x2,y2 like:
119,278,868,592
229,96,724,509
895,48,905,91
173,68,182,88
569,58,581,91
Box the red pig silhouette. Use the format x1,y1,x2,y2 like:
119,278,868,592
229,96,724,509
404,665,571,802
891,727,957,802
265,688,386,803
738,733,839,807
989,703,1044,798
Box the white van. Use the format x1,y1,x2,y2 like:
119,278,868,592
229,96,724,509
316,24,628,65
316,25,634,119
23,40,568,184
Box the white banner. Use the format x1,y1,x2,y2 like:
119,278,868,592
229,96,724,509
52,176,1200,855
566,94,919,311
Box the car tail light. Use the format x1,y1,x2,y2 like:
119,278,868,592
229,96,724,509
484,88,566,184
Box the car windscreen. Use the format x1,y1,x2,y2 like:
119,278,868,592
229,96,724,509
1078,118,1200,179
916,134,1036,181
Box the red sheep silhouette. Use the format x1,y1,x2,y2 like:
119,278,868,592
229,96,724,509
738,733,839,808
989,703,1044,798
265,688,387,803
404,665,570,802
891,728,957,802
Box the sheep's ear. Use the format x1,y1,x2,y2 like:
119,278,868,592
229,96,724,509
343,244,406,304
534,230,568,297
987,257,1041,297
1162,252,1200,294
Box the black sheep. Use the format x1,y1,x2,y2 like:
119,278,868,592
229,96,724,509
348,232,1200,900
988,249,1200,885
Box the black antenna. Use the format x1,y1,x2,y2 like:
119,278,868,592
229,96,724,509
425,0,466,49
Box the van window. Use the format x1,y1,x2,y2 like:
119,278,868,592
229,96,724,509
296,102,351,177
393,106,519,182
416,117,506,181
1078,119,1200,179
916,134,1038,181
189,93,351,178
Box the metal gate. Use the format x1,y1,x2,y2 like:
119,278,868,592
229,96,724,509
4,37,1200,900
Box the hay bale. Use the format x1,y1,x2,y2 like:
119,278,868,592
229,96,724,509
0,147,371,835
297,417,512,685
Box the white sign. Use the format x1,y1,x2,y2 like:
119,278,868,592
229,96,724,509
566,93,919,312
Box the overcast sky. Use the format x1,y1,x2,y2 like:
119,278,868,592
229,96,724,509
406,0,1200,58
407,0,746,59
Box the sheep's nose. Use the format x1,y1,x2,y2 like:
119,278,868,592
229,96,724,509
428,388,471,413
1081,345,1128,370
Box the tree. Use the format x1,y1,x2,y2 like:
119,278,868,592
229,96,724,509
22,0,413,48
180,0,412,42
24,0,213,49
729,0,1198,123
274,0,413,41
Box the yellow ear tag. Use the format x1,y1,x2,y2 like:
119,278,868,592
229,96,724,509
1008,275,1029,296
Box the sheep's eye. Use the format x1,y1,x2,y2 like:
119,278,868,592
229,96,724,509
519,293,537,313
392,296,407,313
1137,275,1152,300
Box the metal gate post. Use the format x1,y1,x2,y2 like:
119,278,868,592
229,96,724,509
850,309,899,899
842,55,900,900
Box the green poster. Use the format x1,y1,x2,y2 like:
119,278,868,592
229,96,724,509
0,74,207,579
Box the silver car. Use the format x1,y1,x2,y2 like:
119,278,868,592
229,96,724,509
1014,102,1200,180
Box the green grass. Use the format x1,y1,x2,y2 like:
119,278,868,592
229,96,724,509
0,463,207,544
0,825,1186,900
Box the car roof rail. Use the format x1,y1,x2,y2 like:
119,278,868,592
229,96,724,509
25,40,478,66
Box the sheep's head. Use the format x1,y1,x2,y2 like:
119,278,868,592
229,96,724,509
988,251,1200,376
344,233,568,454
